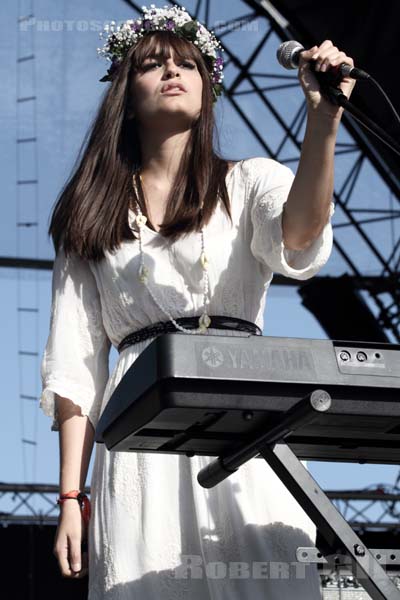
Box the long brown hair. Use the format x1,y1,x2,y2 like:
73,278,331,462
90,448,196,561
48,30,233,262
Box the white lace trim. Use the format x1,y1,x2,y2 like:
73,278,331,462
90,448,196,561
39,379,101,432
278,201,335,275
247,158,334,280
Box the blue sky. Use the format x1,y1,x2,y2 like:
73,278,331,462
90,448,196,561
1,0,398,516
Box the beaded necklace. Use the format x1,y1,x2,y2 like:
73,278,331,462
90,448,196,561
131,172,211,334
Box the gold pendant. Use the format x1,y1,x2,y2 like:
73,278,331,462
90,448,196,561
200,252,209,270
199,313,211,329
136,214,147,228
138,264,149,283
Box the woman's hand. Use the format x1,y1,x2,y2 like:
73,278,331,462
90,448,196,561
53,501,88,578
298,40,356,121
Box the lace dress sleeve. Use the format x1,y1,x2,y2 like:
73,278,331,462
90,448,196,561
39,247,111,431
248,157,334,280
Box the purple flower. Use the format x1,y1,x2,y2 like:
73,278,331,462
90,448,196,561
130,22,141,32
215,57,224,67
143,19,152,30
166,19,175,30
107,60,121,79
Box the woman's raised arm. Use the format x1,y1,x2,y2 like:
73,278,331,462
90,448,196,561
282,40,356,251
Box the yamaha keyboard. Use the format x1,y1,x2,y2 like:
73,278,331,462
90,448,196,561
96,333,400,463
95,333,400,600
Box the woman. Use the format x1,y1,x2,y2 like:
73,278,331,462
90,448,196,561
40,5,355,599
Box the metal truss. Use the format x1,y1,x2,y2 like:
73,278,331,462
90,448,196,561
121,0,400,342
0,483,90,526
1,483,399,532
326,487,400,533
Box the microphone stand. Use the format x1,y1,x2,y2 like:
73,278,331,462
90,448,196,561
323,86,400,157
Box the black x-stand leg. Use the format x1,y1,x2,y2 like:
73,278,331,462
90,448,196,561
258,442,400,600
197,390,400,600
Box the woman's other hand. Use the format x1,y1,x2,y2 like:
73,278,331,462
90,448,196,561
53,500,88,578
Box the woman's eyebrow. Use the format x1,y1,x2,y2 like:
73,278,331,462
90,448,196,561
143,53,168,60
143,52,192,62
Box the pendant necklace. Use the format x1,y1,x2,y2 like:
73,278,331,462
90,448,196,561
130,172,211,334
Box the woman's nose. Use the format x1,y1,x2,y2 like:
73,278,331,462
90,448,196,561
163,60,180,78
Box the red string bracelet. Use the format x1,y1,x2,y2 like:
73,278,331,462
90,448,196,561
57,489,91,530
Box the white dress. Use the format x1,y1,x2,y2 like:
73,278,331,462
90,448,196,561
40,157,334,599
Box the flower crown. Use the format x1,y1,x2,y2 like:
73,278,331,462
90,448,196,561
97,4,224,101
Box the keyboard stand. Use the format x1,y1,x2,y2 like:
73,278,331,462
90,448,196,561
197,391,400,600
258,443,399,600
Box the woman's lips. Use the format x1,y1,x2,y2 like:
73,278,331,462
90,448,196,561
161,87,187,95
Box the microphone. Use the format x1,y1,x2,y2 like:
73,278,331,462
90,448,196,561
277,40,370,83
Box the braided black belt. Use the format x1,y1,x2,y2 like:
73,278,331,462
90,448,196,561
117,315,262,354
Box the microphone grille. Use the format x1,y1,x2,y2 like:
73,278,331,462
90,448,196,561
277,40,304,69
